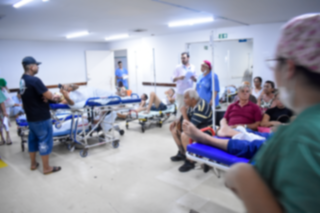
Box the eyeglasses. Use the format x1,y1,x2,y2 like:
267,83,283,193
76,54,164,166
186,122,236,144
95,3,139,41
265,58,286,71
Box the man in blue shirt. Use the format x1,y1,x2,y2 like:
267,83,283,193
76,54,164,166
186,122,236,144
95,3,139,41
196,60,220,106
115,61,128,89
20,56,61,175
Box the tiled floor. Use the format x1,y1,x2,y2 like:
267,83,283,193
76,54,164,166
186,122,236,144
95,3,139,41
0,118,245,213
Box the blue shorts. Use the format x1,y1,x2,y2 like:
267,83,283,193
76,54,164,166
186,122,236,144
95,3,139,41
150,102,167,111
227,139,265,159
28,119,53,156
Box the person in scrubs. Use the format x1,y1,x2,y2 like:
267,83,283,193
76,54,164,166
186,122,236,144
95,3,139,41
224,14,320,213
196,60,220,106
115,61,128,89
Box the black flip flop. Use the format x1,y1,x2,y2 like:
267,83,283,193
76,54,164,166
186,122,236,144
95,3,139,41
44,166,61,175
30,162,39,171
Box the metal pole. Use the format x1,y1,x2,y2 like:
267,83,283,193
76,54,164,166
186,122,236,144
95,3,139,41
152,48,157,94
210,30,216,131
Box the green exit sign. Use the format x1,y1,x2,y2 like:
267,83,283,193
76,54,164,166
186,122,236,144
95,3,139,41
218,33,228,39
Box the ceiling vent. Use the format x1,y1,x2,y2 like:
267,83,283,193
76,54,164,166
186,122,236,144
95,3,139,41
133,29,147,33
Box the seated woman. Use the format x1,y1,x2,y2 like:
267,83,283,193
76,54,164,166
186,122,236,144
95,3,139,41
260,94,293,127
144,89,175,114
257,81,277,112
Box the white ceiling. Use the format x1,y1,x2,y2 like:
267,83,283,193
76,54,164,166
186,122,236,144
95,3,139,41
0,0,319,42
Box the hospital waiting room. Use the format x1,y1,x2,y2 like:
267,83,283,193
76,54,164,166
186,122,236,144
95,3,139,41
1,1,320,213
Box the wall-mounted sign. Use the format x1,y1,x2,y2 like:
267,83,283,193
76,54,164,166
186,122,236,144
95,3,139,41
218,33,228,39
239,39,248,43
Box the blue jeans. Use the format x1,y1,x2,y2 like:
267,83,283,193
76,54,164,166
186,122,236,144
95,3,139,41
28,119,53,156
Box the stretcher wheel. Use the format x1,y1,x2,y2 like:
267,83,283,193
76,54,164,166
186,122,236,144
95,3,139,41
21,144,25,152
141,127,145,133
119,130,125,136
158,123,162,128
17,129,22,137
112,140,120,148
80,149,88,158
126,124,129,130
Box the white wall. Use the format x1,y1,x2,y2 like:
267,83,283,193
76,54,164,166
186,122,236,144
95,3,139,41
0,40,107,89
106,22,284,99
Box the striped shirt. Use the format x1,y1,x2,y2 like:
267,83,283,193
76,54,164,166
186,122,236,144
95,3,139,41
187,99,213,129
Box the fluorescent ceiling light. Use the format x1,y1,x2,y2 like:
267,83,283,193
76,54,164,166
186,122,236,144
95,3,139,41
105,34,129,41
66,31,89,39
168,17,214,27
13,0,34,8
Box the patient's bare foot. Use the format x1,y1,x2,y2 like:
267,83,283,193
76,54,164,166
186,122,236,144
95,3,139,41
182,120,208,142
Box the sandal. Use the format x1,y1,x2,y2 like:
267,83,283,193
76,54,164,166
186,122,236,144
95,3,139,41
6,141,12,146
44,166,62,175
30,162,39,171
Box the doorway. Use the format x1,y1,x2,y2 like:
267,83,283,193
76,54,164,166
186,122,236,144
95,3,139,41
114,50,129,89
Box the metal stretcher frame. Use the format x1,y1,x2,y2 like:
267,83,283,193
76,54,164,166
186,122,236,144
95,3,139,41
16,95,142,157
16,109,78,152
125,104,177,133
186,127,250,178
66,95,141,157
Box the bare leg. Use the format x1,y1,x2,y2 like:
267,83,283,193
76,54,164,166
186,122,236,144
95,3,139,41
145,92,162,113
170,126,185,155
183,120,229,151
6,131,12,145
218,125,241,138
0,127,5,144
41,155,53,174
29,152,38,169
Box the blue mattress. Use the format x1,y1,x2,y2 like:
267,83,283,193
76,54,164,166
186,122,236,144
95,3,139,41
187,143,249,166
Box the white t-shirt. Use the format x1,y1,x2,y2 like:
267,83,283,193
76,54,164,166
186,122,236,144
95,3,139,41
171,64,196,95
252,88,263,99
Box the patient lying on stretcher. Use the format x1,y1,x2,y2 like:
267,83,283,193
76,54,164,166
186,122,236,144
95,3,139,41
59,84,113,107
144,88,175,114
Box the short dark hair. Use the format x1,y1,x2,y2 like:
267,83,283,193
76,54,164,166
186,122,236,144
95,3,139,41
254,76,262,83
265,80,275,89
143,93,148,100
181,52,190,58
118,61,122,64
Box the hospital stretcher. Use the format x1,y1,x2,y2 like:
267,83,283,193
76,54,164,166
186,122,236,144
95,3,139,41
186,128,250,178
125,104,177,133
16,95,142,157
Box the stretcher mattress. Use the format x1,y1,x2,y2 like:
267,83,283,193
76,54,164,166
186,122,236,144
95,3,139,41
136,104,176,118
187,143,250,166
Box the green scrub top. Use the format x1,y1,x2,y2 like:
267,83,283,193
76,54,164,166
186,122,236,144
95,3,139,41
0,90,6,104
253,103,320,213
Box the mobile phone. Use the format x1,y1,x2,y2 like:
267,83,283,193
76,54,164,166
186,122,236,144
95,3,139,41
58,84,62,89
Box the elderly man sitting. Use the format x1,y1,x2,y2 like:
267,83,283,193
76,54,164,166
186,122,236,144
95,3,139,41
222,85,262,131
170,89,213,172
